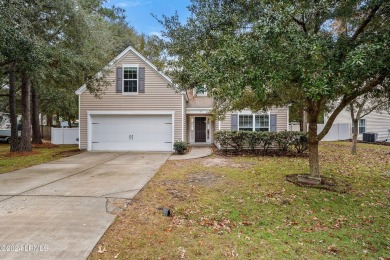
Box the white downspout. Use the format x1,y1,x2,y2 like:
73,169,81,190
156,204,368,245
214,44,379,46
78,95,81,149
181,95,184,140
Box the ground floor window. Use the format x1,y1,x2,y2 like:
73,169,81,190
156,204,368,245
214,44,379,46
352,118,366,134
239,114,269,131
239,115,253,131
359,119,366,134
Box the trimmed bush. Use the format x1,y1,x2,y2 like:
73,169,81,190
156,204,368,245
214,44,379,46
247,131,261,151
229,131,247,152
173,140,188,154
291,132,308,154
214,130,308,155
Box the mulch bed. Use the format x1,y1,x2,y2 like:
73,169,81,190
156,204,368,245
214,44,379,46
362,140,390,146
173,145,192,155
341,139,390,146
286,174,352,193
54,149,84,157
213,147,309,158
32,143,58,149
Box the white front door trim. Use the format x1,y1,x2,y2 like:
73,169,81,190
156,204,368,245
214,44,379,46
87,110,175,151
189,115,212,144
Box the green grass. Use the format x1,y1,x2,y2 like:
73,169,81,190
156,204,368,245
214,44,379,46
90,142,390,259
0,143,80,174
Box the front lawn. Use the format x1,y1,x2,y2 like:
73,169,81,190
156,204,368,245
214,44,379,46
90,142,390,259
0,143,80,174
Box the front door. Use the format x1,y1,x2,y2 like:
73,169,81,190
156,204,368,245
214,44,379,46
195,117,206,142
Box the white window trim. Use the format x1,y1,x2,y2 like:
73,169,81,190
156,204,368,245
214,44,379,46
193,85,207,96
238,112,270,131
122,64,139,95
358,118,366,134
189,115,212,144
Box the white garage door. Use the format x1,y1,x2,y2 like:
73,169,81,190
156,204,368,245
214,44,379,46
90,114,172,151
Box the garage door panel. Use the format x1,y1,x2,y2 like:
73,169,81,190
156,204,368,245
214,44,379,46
90,114,172,151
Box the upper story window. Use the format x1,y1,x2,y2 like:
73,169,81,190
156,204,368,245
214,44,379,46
123,66,138,93
239,114,269,131
194,85,207,96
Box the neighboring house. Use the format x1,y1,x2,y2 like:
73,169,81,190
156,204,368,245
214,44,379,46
76,46,289,151
325,109,390,141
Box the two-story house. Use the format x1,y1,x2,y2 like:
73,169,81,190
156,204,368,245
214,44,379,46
76,46,289,151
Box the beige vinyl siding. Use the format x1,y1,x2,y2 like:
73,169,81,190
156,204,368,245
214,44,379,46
219,113,232,131
218,107,289,132
270,107,288,132
79,50,183,149
329,109,390,141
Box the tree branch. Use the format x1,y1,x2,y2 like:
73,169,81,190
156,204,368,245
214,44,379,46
290,15,307,33
356,98,367,119
360,100,387,118
317,75,385,140
351,4,382,41
349,102,356,120
0,60,14,67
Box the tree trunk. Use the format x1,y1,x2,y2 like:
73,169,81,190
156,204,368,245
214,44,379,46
308,120,320,178
8,66,19,152
302,111,308,132
351,119,359,155
31,83,42,144
47,115,53,127
68,118,72,128
56,114,60,127
20,73,32,152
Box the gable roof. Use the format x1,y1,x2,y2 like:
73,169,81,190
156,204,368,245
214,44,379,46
75,46,173,95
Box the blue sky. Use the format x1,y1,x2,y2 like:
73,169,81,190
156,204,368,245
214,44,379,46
105,0,191,36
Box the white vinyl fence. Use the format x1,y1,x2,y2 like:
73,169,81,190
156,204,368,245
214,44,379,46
288,123,300,131
51,128,79,145
317,123,350,141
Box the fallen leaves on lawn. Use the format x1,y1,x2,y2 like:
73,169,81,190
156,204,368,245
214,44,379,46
97,245,107,254
178,247,186,259
199,217,234,233
327,244,338,255
88,142,390,259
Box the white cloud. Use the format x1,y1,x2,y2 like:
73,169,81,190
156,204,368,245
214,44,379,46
116,2,128,8
149,31,162,38
109,1,153,8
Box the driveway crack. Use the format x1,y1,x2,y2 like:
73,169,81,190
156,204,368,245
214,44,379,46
0,152,130,203
100,188,140,198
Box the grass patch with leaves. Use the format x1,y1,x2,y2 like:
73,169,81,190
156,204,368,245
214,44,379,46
90,142,390,259
0,143,80,174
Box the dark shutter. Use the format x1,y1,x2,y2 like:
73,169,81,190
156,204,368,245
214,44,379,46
231,114,238,130
116,67,122,93
138,67,145,93
270,114,277,132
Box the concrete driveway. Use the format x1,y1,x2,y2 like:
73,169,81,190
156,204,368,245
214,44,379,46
0,152,169,260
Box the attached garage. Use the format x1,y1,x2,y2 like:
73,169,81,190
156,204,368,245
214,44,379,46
88,112,173,151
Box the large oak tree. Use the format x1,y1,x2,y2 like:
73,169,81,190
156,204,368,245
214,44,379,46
161,0,390,178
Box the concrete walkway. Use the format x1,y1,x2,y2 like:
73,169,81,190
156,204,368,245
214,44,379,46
169,146,212,160
0,152,169,260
